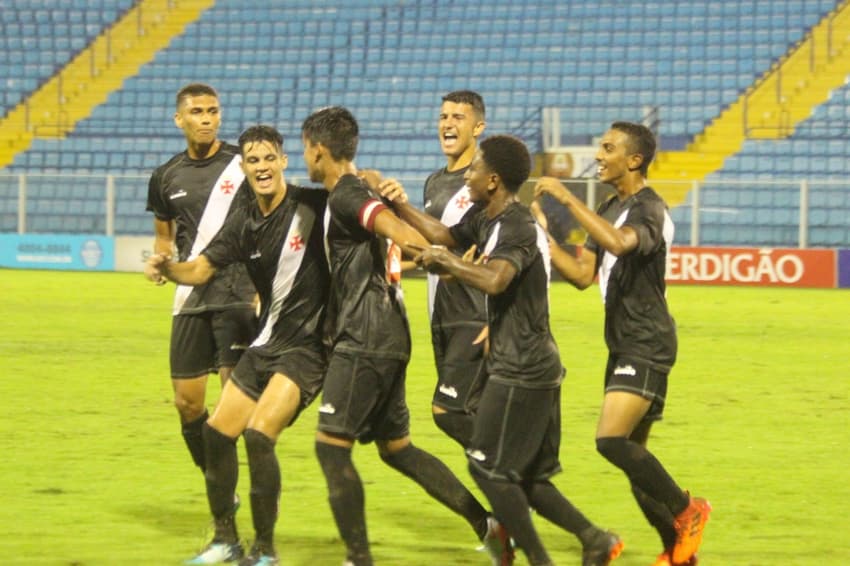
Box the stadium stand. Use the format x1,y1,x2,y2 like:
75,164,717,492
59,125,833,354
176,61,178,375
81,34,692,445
0,0,847,246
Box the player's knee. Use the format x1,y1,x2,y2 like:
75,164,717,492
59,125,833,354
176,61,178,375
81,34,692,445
596,436,630,465
433,411,473,447
378,442,414,469
174,394,205,421
243,428,275,456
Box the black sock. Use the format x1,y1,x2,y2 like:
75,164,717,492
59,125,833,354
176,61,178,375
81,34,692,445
203,423,239,543
472,471,552,566
525,479,594,541
315,442,371,566
632,482,677,549
380,443,489,540
596,436,689,515
244,429,279,553
182,410,209,471
433,411,474,448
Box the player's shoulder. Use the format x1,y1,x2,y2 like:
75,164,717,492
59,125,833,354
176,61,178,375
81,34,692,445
218,142,241,158
289,183,328,207
150,151,187,180
631,186,668,216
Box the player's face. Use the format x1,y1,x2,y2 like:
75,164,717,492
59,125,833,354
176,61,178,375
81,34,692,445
463,150,495,204
241,140,288,197
438,101,483,160
595,128,640,185
301,135,324,184
174,94,221,146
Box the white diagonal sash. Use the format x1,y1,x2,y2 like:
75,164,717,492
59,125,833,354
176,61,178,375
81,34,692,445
598,209,629,305
173,155,244,314
252,202,316,347
427,184,474,319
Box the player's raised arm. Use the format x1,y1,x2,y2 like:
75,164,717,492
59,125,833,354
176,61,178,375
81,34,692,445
535,176,638,257
529,194,597,289
376,178,458,248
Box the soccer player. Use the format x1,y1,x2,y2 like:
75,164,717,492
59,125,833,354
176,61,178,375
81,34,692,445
146,125,329,566
301,106,510,566
533,121,711,566
421,90,488,447
146,83,257,482
382,134,623,566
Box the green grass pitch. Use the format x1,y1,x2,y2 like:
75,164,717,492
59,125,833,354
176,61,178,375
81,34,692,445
1,269,848,565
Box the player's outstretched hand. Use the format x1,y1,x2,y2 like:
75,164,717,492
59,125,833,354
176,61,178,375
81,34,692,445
409,242,449,274
376,178,409,204
534,176,572,205
144,252,170,285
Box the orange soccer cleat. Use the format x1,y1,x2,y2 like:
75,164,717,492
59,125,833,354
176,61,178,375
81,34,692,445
671,496,712,564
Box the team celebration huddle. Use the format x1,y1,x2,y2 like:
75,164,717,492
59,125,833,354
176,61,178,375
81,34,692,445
143,83,711,566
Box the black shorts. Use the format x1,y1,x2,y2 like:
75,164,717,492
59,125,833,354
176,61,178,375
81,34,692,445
431,323,488,414
317,351,410,444
604,354,669,422
170,309,257,378
467,381,563,483
231,345,327,425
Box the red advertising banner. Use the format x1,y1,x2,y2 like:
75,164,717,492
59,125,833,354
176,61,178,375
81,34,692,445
667,246,837,288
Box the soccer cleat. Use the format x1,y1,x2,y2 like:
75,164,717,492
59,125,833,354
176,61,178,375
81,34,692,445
652,549,698,566
481,516,515,566
671,496,711,564
581,530,624,566
238,552,279,566
184,542,244,564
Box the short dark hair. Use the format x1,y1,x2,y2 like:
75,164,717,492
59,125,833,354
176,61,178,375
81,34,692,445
175,83,218,109
238,124,284,155
610,121,656,176
479,135,530,194
442,90,486,119
301,106,358,161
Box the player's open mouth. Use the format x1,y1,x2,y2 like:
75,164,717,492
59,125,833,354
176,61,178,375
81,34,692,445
442,133,457,147
256,173,272,186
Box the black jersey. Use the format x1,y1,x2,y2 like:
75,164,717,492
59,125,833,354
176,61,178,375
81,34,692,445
324,174,409,360
422,167,487,326
451,203,561,389
146,142,255,314
202,185,329,354
584,187,677,370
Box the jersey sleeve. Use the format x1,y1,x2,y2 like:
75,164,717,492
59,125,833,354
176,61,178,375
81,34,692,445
449,208,483,250
623,197,666,256
487,212,537,274
331,178,388,234
202,208,246,268
145,167,172,221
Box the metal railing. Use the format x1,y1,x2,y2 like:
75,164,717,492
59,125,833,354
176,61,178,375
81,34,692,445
2,173,848,249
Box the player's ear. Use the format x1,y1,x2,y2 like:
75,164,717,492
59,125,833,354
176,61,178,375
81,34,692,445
173,112,182,129
473,120,486,138
280,153,289,170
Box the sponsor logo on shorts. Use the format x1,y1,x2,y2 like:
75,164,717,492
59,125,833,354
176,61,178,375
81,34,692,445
613,364,637,377
438,384,458,398
169,190,188,200
318,403,336,414
467,449,486,462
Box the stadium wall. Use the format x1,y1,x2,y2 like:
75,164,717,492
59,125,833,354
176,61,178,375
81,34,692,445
1,232,849,289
